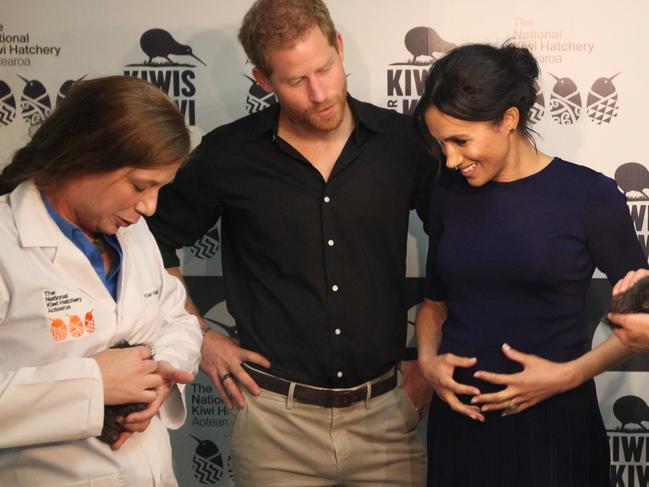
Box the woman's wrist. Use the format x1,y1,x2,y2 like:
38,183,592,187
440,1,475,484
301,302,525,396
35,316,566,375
561,358,585,392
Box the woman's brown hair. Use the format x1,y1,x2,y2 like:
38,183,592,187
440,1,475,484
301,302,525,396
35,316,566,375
0,75,190,195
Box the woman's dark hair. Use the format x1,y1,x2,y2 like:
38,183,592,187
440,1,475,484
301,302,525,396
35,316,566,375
0,75,190,195
414,43,540,150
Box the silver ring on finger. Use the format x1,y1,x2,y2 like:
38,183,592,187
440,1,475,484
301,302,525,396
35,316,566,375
507,399,517,411
220,372,234,383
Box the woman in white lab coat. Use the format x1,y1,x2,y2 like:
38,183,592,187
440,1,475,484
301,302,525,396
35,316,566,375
0,76,202,486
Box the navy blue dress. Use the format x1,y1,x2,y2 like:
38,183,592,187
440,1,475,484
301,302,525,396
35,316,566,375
424,158,646,487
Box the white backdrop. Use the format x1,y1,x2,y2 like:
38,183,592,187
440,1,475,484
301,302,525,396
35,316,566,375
2,1,649,485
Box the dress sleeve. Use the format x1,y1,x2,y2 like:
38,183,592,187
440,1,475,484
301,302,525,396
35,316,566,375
424,170,449,301
410,138,441,233
147,137,224,268
585,173,648,284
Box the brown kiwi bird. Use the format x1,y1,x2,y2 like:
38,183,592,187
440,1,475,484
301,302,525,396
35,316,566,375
605,276,649,329
98,341,149,445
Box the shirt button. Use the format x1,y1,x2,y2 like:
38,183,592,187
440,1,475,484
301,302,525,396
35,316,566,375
324,196,331,203
327,239,335,247
334,328,341,335
336,371,343,378
331,284,339,292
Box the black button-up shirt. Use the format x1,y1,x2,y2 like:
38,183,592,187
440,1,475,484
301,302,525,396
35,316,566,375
148,96,437,387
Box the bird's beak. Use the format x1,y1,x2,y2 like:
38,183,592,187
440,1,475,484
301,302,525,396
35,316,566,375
17,75,29,84
191,54,207,67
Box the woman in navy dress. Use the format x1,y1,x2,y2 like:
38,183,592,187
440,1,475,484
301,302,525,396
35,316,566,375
414,43,647,487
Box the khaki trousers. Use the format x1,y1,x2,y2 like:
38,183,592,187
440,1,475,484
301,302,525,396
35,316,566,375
229,381,426,486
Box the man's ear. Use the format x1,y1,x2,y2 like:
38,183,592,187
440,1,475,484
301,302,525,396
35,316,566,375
252,67,273,94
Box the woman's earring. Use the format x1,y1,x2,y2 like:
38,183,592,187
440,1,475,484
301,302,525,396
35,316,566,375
508,128,516,134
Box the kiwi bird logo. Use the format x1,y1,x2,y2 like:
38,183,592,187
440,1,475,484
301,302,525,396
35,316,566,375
587,73,620,125
244,74,277,114
189,225,221,260
403,27,455,65
529,80,545,124
56,76,86,107
0,81,16,126
548,74,582,125
140,28,207,67
17,75,51,126
191,435,224,484
614,395,649,431
614,162,649,200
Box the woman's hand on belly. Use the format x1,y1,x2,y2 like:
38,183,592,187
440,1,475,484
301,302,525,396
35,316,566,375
471,343,577,415
420,352,484,422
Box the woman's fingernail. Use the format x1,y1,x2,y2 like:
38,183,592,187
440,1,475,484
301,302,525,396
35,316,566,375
502,343,511,351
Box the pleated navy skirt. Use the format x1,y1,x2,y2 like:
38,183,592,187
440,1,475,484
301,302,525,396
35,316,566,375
426,379,610,487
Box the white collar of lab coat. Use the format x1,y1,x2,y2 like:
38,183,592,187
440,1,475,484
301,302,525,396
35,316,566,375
10,180,60,249
10,179,129,301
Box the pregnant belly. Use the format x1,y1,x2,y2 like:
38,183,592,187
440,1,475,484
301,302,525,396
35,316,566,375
437,335,587,398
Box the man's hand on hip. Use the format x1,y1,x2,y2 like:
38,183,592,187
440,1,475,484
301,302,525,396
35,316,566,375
201,331,271,409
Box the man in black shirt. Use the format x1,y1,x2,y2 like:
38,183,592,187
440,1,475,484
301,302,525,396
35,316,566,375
148,0,437,484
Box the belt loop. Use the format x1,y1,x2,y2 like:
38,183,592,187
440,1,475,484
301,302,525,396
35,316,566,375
286,382,296,410
365,381,372,409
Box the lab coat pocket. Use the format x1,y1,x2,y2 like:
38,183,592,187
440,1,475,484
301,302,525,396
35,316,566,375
16,444,122,486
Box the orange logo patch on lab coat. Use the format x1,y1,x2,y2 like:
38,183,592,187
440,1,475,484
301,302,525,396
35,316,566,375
49,318,68,342
68,314,84,337
48,310,95,342
84,310,96,334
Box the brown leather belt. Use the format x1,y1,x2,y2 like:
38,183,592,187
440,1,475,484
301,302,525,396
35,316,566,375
245,365,397,408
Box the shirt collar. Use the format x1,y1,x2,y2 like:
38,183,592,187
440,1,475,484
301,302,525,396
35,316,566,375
247,94,385,141
41,191,120,253
41,192,82,242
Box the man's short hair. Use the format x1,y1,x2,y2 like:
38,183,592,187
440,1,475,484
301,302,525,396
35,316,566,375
239,0,338,76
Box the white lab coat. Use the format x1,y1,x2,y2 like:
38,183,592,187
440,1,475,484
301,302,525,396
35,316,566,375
0,180,202,486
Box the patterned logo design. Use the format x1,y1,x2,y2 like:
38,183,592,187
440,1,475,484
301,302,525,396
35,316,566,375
49,310,95,342
548,74,581,125
529,81,545,124
587,73,621,125
244,75,277,114
616,163,649,201
0,77,82,129
386,26,455,115
191,435,224,485
613,395,649,431
400,27,455,65
189,225,221,260
0,80,17,126
17,75,51,127
546,73,621,126
124,28,204,126
56,76,85,107
605,391,649,485
619,162,649,259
